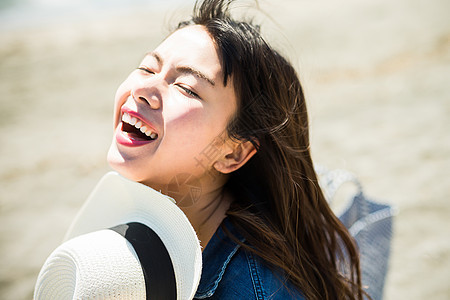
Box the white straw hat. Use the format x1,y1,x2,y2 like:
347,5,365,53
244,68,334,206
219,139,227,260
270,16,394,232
34,171,202,300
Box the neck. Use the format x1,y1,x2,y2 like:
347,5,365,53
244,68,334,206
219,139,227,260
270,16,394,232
176,175,231,250
142,172,231,249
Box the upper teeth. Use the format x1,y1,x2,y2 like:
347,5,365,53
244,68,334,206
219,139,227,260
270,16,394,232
122,112,158,139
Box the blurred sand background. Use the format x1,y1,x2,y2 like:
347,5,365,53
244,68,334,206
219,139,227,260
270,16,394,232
0,0,449,299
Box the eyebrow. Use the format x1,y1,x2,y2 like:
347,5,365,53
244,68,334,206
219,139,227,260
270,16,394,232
176,66,216,86
145,51,216,86
146,51,164,67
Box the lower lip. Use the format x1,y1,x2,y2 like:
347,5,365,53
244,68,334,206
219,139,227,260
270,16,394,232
115,123,155,147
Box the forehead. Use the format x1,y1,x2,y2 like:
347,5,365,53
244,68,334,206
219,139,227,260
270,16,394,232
153,25,222,81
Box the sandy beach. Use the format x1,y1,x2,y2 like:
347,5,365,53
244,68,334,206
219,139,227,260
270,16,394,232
1,0,449,299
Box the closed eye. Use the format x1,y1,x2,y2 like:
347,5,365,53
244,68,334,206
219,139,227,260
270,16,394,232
176,84,201,99
137,67,155,74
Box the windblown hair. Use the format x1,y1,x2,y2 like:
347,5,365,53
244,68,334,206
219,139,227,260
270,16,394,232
179,1,366,299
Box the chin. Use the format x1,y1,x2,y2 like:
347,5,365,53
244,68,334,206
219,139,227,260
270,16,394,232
107,144,158,190
107,144,137,181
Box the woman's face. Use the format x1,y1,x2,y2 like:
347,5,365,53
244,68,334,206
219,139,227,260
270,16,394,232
107,25,237,191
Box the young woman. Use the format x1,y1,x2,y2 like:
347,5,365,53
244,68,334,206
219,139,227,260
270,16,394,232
107,0,366,298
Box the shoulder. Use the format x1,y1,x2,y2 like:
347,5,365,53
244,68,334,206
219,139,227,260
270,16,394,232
194,219,304,300
211,247,305,300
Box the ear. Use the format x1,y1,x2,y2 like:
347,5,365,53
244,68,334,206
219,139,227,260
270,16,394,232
213,140,258,174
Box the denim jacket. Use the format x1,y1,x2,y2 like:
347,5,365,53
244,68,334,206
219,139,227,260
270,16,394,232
194,218,305,299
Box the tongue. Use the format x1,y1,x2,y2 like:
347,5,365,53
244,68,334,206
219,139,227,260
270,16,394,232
128,131,149,140
122,123,151,141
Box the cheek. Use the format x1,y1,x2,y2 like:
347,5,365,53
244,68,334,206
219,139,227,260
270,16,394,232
114,80,131,106
112,79,133,125
165,102,205,136
163,101,220,156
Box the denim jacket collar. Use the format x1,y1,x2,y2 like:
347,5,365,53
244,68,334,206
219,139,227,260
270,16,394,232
194,218,245,298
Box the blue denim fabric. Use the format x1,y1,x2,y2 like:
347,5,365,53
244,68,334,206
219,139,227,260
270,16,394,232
339,192,394,300
316,167,394,300
193,168,394,299
194,219,305,299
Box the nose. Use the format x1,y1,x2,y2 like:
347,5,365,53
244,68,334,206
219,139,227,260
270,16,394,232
130,80,162,110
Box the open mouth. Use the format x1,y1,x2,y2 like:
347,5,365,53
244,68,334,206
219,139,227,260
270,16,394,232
121,112,158,141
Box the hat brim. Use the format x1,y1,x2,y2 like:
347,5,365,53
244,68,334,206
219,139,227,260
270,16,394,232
64,171,202,299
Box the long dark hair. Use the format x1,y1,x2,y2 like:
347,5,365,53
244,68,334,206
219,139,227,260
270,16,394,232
179,1,365,299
